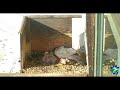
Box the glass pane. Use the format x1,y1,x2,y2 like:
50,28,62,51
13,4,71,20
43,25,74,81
102,14,118,77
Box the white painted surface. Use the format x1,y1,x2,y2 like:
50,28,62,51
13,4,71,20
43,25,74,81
72,14,86,50
0,14,24,73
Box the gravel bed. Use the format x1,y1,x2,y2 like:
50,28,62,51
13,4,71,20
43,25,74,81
22,59,117,77
22,60,88,76
23,50,117,77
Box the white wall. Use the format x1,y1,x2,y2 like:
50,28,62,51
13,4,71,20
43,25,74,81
72,14,86,50
0,14,24,73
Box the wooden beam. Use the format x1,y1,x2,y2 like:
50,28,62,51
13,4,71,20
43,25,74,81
27,15,82,19
86,14,95,76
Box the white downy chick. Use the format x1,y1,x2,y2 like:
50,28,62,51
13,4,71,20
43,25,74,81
59,58,68,64
42,52,49,64
48,52,57,64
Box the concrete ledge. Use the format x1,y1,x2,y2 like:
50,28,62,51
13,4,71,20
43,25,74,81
0,73,87,77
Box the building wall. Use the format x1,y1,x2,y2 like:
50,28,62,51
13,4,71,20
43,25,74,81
0,14,23,73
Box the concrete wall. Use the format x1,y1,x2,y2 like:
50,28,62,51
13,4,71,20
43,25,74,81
0,14,23,73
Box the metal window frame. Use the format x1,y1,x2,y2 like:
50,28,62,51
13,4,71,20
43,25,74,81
94,13,104,76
